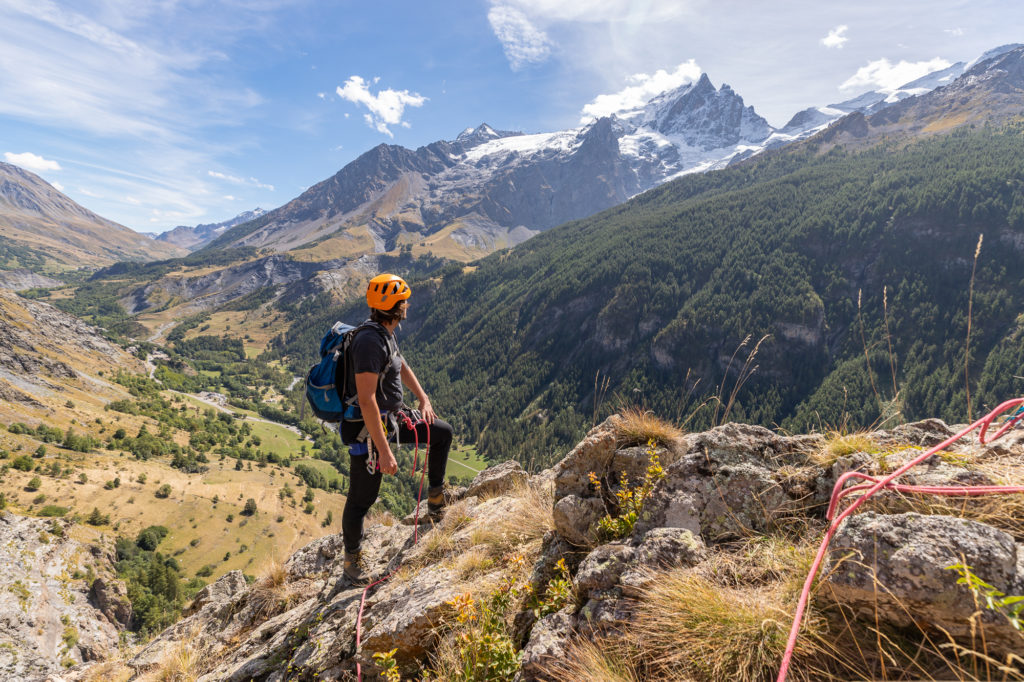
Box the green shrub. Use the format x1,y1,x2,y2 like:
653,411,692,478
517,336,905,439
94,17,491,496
39,505,68,517
154,484,172,499
12,456,34,472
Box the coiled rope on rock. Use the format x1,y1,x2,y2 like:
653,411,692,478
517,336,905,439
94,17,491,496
777,397,1024,682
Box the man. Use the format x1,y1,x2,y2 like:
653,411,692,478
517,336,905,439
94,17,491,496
340,273,453,584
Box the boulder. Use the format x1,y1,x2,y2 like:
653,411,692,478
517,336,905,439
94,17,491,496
552,495,605,547
633,423,814,542
285,533,345,580
827,512,1024,654
517,607,576,681
186,570,248,617
575,543,635,596
553,416,622,499
465,460,529,498
88,577,132,627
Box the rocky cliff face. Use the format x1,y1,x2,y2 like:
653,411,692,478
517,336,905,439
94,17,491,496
58,415,1024,681
0,269,63,291
0,512,128,680
0,290,141,410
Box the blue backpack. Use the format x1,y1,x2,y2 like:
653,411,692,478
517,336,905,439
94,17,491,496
304,321,390,423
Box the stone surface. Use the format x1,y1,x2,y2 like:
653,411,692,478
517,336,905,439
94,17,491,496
553,416,622,499
88,577,131,627
465,460,529,499
0,512,122,680
633,423,815,542
517,607,576,681
552,494,604,547
575,542,635,596
827,512,1024,654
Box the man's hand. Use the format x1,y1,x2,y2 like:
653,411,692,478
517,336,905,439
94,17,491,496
379,448,399,475
420,397,437,424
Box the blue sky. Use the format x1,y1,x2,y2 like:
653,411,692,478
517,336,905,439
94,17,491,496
2,0,1022,234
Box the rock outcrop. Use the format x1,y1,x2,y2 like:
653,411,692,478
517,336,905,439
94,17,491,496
0,512,125,680
61,416,1024,680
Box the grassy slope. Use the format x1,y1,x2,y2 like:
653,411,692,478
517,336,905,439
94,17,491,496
0,395,342,581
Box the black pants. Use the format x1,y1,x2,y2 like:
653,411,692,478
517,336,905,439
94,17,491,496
341,417,452,553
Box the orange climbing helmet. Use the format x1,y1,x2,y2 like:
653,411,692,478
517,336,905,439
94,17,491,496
366,273,411,310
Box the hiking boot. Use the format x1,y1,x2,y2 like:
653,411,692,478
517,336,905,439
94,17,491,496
343,550,369,586
426,485,446,519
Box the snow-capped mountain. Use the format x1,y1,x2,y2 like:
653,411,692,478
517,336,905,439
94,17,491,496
781,43,1023,135
208,74,778,256
157,208,266,251
206,44,1021,260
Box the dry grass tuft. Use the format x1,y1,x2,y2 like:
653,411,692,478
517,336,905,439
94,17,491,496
613,407,684,448
153,626,210,682
810,431,879,466
366,507,398,527
467,479,554,558
697,532,820,601
452,546,496,580
83,660,133,682
248,557,295,623
631,567,825,682
540,637,640,682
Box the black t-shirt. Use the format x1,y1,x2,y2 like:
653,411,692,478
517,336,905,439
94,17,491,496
347,321,403,412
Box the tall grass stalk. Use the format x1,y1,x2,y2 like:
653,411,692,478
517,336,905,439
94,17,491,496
882,285,897,398
965,233,983,422
857,289,881,409
712,334,770,426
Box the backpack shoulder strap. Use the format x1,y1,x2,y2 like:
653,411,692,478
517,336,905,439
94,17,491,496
341,321,396,405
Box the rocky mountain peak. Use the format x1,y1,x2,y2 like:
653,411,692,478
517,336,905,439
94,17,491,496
454,122,522,150
638,72,772,148
961,43,1024,85
156,207,267,251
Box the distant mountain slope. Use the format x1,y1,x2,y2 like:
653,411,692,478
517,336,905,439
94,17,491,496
155,208,266,251
267,46,1024,465
0,163,186,272
203,75,790,260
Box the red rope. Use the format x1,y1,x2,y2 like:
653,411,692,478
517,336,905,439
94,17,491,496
355,414,431,682
777,397,1024,681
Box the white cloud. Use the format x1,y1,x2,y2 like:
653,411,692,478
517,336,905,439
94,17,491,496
317,92,325,99
580,60,702,122
207,170,274,191
78,187,102,198
51,181,64,191
499,0,693,24
223,195,237,200
336,75,426,137
945,27,964,37
840,57,952,94
4,151,61,172
124,196,141,205
821,25,848,49
488,3,552,70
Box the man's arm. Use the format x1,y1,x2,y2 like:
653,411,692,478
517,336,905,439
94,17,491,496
355,372,398,474
400,361,436,424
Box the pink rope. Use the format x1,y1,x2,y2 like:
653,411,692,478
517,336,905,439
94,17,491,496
777,398,1024,682
355,414,431,682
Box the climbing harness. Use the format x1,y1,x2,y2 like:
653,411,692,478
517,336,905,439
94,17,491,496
777,398,1024,682
353,409,433,682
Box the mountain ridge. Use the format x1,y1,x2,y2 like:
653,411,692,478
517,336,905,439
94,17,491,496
0,162,186,272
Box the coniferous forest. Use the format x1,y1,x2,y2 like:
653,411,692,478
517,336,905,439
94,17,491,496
268,122,1024,468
